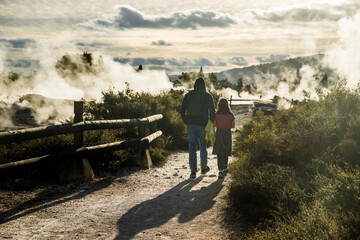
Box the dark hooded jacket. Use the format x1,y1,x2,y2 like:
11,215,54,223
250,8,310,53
180,78,215,126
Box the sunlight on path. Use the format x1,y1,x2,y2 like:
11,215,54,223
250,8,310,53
0,110,251,240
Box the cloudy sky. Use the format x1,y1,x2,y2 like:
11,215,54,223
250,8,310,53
0,0,359,75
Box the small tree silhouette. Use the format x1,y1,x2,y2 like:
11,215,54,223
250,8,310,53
82,51,93,66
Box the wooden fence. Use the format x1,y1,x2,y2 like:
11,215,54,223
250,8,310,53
0,101,163,180
229,95,258,106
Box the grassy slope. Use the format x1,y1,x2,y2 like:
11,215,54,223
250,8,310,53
230,85,360,239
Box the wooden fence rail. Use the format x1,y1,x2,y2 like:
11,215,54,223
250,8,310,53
0,131,162,170
229,95,259,106
0,102,163,181
0,114,163,144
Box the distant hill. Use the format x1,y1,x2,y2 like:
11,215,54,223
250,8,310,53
170,54,336,84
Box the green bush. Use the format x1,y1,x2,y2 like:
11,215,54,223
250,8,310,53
247,164,360,239
230,162,305,222
85,87,188,151
230,84,360,238
0,134,74,165
248,202,337,240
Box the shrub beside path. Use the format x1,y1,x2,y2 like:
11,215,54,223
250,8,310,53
0,108,250,240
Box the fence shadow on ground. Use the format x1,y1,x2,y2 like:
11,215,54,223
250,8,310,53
0,177,113,224
115,177,224,240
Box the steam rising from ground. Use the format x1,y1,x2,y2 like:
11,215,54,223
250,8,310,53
219,10,360,104
258,65,324,101
251,6,360,102
227,63,330,107
217,87,239,100
325,10,360,88
0,52,172,128
1,54,172,102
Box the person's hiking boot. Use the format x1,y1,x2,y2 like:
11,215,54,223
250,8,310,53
201,166,210,174
218,171,225,178
190,172,196,178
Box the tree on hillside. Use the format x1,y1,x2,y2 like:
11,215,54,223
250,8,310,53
209,72,218,84
179,72,191,82
197,66,205,79
7,71,19,82
55,51,104,78
81,51,93,66
236,78,245,92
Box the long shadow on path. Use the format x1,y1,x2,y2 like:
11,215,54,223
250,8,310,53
0,178,113,224
115,177,224,240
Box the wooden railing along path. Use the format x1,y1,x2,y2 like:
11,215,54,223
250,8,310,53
0,101,163,180
229,95,258,106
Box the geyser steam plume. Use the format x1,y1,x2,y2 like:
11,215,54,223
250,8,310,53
325,10,360,89
0,52,173,128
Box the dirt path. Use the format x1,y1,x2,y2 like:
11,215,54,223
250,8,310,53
0,108,250,240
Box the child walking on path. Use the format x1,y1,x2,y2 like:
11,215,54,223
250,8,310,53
212,98,235,178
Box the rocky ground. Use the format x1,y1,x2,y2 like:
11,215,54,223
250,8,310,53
0,106,251,240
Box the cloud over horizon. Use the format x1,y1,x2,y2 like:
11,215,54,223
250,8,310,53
79,5,237,30
151,40,172,46
4,53,294,75
74,41,112,48
113,55,251,74
77,1,360,32
256,54,290,63
229,57,248,66
0,38,36,49
242,0,359,23
5,58,40,69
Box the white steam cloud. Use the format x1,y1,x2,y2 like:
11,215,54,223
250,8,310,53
0,49,173,128
0,49,5,73
246,65,324,101
0,54,172,102
325,10,360,88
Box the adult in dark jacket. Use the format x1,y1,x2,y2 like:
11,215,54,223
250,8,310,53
180,77,215,178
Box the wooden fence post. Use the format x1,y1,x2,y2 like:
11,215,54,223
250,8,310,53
74,101,84,148
59,101,94,182
150,102,158,133
138,105,146,139
137,104,152,168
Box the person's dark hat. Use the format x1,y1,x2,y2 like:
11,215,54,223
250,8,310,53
194,77,206,91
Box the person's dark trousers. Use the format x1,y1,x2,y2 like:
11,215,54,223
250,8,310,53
217,153,228,171
187,124,207,173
